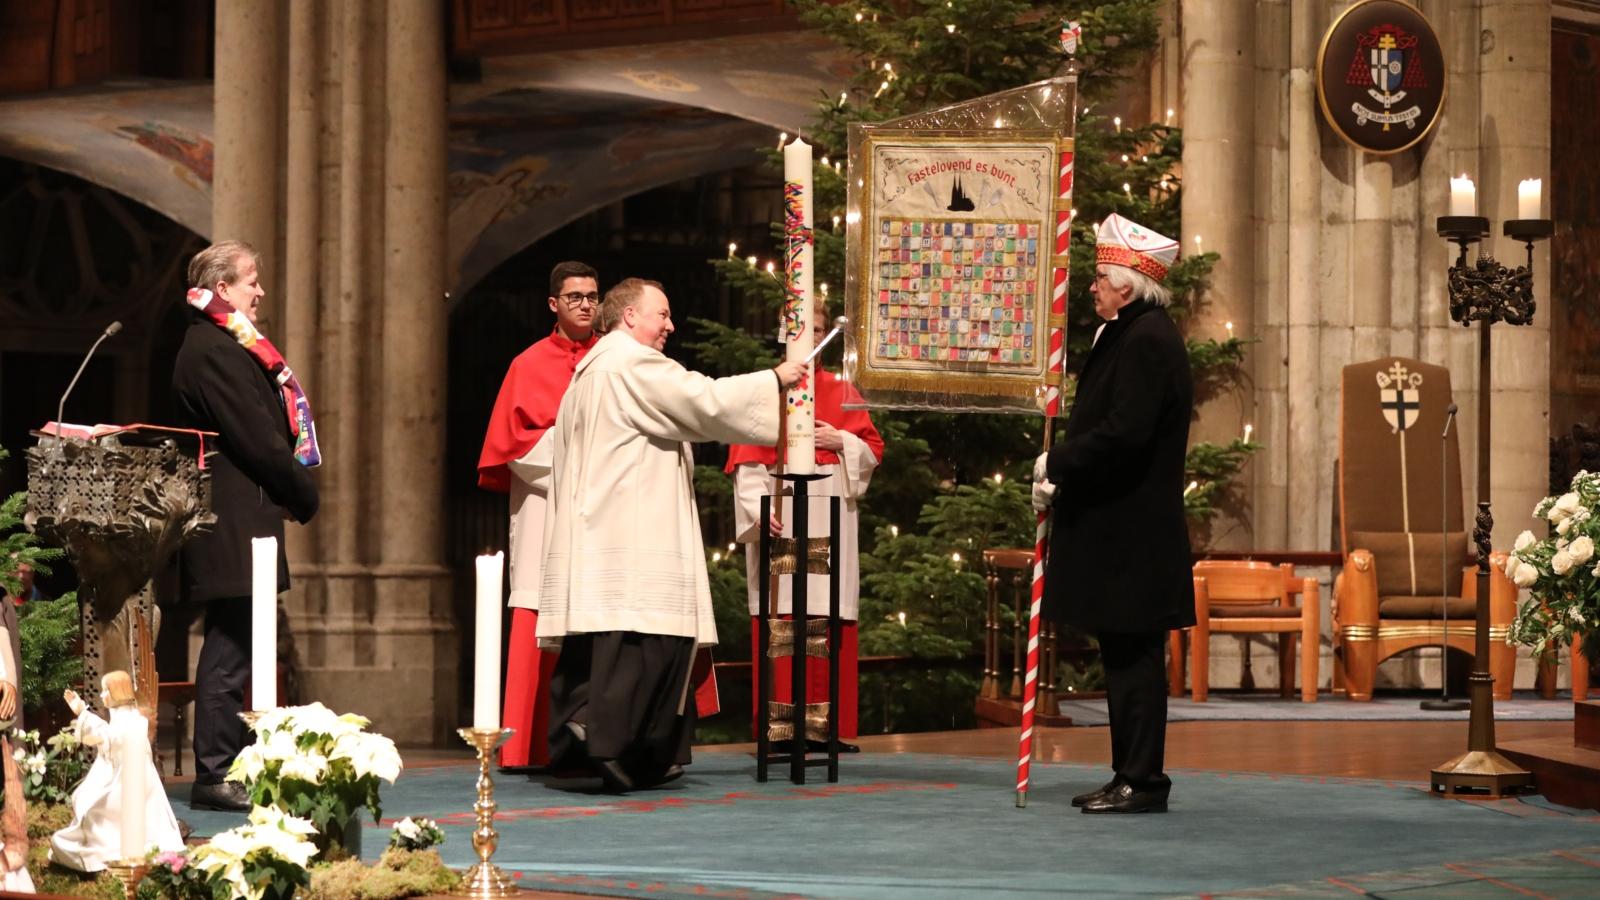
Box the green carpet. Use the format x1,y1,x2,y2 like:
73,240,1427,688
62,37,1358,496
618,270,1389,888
174,753,1600,898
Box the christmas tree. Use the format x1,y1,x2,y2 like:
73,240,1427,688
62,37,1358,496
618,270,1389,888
694,0,1257,731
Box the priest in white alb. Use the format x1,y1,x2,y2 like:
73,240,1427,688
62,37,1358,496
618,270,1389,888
533,277,805,792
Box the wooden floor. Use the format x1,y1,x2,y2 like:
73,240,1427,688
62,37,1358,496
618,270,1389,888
699,719,1576,783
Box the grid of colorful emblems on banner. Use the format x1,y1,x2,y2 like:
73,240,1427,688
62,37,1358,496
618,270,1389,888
873,218,1041,367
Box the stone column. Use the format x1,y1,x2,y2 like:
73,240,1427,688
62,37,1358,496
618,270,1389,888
281,0,322,566
1285,0,1325,551
212,0,284,327
1181,0,1257,548
375,0,457,743
1479,0,1551,551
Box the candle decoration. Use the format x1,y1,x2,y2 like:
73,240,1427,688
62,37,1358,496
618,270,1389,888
1449,174,1476,217
782,137,817,475
1517,178,1542,220
250,537,277,711
455,727,518,897
473,553,504,730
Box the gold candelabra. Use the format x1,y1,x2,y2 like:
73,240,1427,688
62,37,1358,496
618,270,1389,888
454,726,519,897
105,858,149,900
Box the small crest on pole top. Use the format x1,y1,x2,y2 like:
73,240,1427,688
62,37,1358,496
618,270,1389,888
1060,20,1081,56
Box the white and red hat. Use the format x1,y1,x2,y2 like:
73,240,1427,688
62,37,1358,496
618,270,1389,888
1095,213,1179,282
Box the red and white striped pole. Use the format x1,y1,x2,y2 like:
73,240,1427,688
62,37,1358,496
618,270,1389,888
1017,142,1073,808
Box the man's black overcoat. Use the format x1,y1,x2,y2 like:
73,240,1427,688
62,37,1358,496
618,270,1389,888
1043,299,1196,634
172,309,319,602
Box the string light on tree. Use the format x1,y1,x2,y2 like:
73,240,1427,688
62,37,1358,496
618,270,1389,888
1166,108,1175,125
1114,116,1122,133
778,132,787,150
1242,423,1253,444
746,255,758,267
993,473,1003,484
1225,320,1234,339
1184,481,1199,496
728,242,737,258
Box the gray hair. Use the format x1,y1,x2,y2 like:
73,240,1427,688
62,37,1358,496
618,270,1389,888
187,240,258,291
598,277,665,333
1101,265,1172,308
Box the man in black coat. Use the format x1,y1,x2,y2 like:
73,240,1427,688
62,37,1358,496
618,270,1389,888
1036,214,1194,814
172,240,319,811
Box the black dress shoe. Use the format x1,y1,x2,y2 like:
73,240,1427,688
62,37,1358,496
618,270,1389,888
190,780,250,812
1071,777,1122,808
593,758,635,794
1081,781,1169,814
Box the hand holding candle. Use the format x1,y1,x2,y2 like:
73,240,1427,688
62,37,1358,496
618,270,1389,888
473,553,505,730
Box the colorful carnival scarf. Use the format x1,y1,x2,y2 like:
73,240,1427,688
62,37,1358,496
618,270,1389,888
186,288,321,467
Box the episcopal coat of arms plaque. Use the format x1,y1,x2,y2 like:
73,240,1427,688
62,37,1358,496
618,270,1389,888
1317,0,1445,155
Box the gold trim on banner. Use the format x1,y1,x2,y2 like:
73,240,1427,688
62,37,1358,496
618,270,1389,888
1055,137,1076,152
1053,200,1074,212
1050,254,1072,268
853,130,1063,402
1046,314,1067,328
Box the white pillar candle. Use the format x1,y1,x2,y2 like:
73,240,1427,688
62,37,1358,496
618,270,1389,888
473,552,504,729
250,537,277,711
782,137,816,474
1517,178,1542,219
120,729,146,861
1449,174,1476,217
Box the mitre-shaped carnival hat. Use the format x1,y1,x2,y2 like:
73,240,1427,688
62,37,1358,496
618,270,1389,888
1095,213,1179,282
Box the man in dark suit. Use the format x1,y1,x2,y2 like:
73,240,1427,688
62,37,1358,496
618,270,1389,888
1035,214,1194,814
172,240,319,811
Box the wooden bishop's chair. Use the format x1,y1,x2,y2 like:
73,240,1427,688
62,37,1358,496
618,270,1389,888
1334,357,1515,701
1169,561,1320,702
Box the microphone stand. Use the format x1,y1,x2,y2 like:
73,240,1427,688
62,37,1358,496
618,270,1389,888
52,320,123,445
1422,402,1469,711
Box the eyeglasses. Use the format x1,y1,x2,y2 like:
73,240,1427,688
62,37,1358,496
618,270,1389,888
557,292,600,307
1092,272,1112,284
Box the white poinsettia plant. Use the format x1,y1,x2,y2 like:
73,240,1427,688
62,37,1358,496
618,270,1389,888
1506,469,1600,658
227,702,402,857
388,815,446,852
189,805,317,900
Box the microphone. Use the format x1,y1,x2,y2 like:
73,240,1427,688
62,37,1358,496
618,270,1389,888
1441,402,1458,439
55,321,122,436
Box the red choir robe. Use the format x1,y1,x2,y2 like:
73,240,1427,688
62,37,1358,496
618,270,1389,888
726,370,883,738
478,329,597,767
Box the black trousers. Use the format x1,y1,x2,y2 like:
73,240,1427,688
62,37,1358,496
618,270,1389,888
1097,629,1171,790
193,596,251,784
548,631,696,784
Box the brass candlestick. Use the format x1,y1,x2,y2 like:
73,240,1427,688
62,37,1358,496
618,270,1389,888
454,726,519,897
105,858,149,900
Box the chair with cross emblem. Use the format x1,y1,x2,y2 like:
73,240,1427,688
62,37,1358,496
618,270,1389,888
1334,357,1516,701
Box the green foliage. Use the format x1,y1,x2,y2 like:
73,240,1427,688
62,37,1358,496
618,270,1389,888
18,593,85,713
11,724,95,806
1183,439,1262,522
1,444,64,598
304,849,462,900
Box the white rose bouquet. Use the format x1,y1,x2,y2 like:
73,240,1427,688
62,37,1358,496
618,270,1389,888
227,702,403,860
1506,470,1600,660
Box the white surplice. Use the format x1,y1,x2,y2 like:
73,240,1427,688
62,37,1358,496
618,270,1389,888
731,432,879,620
534,331,781,646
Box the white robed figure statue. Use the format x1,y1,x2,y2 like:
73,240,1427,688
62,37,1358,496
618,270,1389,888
50,671,184,872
